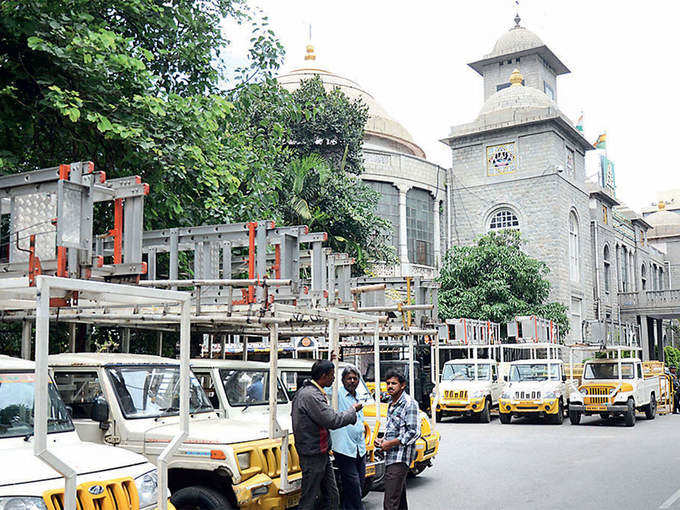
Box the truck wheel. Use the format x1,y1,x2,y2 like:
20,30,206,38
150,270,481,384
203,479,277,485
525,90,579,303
568,409,581,425
550,400,564,425
361,477,373,498
499,412,512,424
171,486,235,510
479,398,491,423
644,394,657,420
624,398,636,427
599,413,611,421
371,450,386,492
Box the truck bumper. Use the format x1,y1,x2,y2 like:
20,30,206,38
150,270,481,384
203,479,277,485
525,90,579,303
234,472,302,510
569,403,629,413
499,398,560,415
437,398,485,415
411,432,440,469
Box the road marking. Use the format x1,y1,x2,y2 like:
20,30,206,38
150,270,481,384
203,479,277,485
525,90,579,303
660,488,680,509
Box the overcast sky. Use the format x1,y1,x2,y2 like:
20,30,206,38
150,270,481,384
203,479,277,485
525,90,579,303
240,0,679,213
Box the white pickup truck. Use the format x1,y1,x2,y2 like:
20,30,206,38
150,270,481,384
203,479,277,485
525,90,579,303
568,357,659,427
434,359,501,423
49,353,302,510
0,355,165,510
498,359,569,425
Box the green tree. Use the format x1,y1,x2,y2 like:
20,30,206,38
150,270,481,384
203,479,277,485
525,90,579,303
438,230,569,335
0,0,284,228
664,345,680,369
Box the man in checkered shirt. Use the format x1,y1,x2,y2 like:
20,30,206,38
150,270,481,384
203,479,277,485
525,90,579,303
374,370,420,510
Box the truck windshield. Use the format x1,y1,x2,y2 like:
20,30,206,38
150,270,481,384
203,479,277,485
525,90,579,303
0,372,74,439
219,369,287,407
510,364,560,382
106,366,214,419
441,364,490,381
583,362,634,380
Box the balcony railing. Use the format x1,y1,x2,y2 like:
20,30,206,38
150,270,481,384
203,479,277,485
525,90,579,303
619,289,680,308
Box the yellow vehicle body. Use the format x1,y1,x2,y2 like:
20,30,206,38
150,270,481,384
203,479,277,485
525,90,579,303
433,394,487,414
232,437,302,509
499,397,561,415
366,381,387,394
363,403,440,469
42,477,176,510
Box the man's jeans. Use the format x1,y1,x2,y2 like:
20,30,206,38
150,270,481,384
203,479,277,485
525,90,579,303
383,462,409,510
333,451,366,510
299,453,339,510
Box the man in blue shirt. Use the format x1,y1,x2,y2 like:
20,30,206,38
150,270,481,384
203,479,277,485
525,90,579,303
330,367,367,510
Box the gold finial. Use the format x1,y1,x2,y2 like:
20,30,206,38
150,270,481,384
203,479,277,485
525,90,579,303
659,201,666,210
509,68,523,86
304,44,316,61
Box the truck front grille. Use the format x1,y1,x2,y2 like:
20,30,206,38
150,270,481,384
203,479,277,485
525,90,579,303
43,477,138,510
515,391,541,400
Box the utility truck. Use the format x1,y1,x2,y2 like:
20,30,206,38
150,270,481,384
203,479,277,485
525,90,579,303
0,355,166,510
49,353,302,510
498,359,568,424
568,356,660,427
433,359,501,422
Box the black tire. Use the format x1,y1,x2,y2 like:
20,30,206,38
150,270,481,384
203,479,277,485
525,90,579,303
171,486,234,510
499,412,512,424
550,400,564,424
568,409,581,425
644,394,657,420
361,476,373,498
624,398,636,427
599,413,611,421
479,398,491,423
371,450,385,492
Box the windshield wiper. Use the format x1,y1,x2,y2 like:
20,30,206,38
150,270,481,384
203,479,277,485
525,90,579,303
158,406,179,414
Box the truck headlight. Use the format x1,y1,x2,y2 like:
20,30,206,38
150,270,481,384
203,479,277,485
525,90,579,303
471,391,484,399
501,392,511,399
237,451,251,470
135,469,160,508
543,391,556,399
0,498,48,510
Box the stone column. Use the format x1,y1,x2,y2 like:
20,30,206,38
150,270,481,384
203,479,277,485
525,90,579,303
398,185,410,273
433,198,441,269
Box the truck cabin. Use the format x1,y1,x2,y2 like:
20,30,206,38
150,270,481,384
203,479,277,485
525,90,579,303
441,360,497,382
190,359,289,418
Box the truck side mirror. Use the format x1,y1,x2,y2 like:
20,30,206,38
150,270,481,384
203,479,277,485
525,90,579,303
503,375,508,382
492,374,498,382
91,396,110,430
562,375,567,382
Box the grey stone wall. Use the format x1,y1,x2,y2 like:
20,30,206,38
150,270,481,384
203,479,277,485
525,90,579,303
481,55,557,102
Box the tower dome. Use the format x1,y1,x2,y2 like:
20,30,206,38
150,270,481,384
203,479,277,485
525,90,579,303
487,18,544,59
478,69,557,118
277,47,426,159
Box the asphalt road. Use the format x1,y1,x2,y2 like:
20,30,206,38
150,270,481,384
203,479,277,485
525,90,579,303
363,412,680,510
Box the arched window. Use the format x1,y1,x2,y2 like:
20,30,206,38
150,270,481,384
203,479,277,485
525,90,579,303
569,212,580,282
659,267,665,290
621,246,628,291
603,245,611,293
406,188,434,266
488,208,519,231
641,264,647,290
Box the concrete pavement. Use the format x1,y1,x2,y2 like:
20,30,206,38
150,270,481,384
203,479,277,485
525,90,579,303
364,413,680,509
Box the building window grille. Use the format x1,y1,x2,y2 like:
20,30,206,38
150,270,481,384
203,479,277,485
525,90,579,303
641,264,647,291
603,245,611,293
406,188,434,266
488,209,519,231
569,212,580,282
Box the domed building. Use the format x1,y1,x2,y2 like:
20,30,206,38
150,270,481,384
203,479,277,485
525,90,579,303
441,16,673,357
278,45,447,277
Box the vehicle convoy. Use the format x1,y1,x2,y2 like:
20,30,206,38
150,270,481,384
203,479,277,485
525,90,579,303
278,359,439,483
568,357,661,427
191,358,378,496
498,359,569,425
0,355,166,510
433,359,501,423
49,353,302,510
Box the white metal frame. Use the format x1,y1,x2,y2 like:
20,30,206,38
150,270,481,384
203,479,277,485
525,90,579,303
0,276,192,510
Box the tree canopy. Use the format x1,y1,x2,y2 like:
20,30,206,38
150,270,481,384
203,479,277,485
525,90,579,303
438,230,569,335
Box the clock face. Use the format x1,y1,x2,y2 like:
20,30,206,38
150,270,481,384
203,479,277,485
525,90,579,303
486,142,518,176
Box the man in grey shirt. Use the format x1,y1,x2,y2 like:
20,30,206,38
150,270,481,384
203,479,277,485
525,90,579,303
292,359,362,510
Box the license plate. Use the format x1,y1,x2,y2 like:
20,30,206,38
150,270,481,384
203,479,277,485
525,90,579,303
519,401,537,406
286,494,301,508
586,404,606,411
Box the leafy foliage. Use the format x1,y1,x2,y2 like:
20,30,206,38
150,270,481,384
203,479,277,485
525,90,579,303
664,345,680,369
438,230,569,335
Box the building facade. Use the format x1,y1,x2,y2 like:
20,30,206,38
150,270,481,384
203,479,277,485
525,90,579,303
442,17,675,356
278,45,447,278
